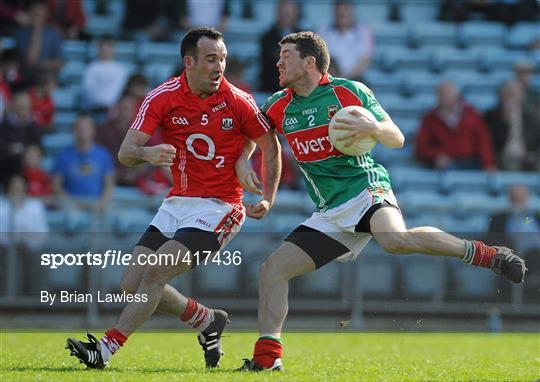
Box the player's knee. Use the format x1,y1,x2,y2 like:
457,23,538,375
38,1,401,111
140,265,168,286
259,260,287,286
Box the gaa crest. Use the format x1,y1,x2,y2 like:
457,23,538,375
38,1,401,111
221,117,233,130
327,105,340,119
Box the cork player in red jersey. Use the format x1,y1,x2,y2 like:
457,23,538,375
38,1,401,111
65,27,281,370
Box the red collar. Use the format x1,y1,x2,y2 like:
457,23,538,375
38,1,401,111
179,71,231,96
319,73,332,85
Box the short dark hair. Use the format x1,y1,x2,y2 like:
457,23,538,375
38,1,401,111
180,27,224,59
279,31,330,74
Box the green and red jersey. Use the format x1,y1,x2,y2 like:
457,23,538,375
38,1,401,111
262,74,392,211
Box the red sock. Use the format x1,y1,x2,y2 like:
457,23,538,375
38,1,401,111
471,241,496,268
180,298,213,331
101,328,127,355
253,337,283,368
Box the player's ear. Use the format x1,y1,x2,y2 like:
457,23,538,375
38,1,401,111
306,56,316,69
184,55,195,70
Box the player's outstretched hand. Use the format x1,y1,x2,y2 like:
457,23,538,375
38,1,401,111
144,144,177,166
246,200,271,220
235,159,263,195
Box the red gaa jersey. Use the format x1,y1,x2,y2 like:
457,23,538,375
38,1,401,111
130,73,270,203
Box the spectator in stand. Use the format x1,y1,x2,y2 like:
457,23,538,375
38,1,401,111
81,35,129,113
122,0,183,42
484,79,539,172
0,48,24,94
53,114,114,213
415,81,496,171
14,0,64,74
28,67,56,131
318,0,373,81
45,0,86,40
226,56,251,93
0,0,30,35
513,60,540,123
0,91,42,184
136,167,172,196
259,0,300,92
179,0,229,32
97,95,139,185
22,144,51,197
122,73,150,106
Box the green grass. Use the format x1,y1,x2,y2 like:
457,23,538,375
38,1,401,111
1,332,538,381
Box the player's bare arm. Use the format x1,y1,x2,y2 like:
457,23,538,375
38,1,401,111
118,129,177,167
333,110,404,149
235,139,262,195
245,130,281,220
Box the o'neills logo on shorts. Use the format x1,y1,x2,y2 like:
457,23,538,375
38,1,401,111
287,126,341,162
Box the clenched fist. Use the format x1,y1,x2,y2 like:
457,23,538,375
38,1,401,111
144,144,177,167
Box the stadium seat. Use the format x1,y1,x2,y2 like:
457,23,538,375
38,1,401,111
113,208,155,233
195,263,240,294
463,90,498,111
53,111,78,130
506,22,540,49
459,21,506,48
85,16,120,37
58,60,86,86
62,41,88,61
88,41,137,63
481,49,529,72
363,70,404,93
431,47,480,72
410,22,458,48
143,62,176,87
452,191,508,217
491,172,540,196
358,257,396,297
439,214,489,233
301,262,342,295
53,86,80,110
388,166,442,193
300,1,334,30
380,48,431,72
371,23,411,47
138,42,180,63
396,190,455,217
400,3,439,23
401,256,446,299
1,36,15,49
440,170,490,193
401,70,440,96
450,262,499,300
42,132,74,154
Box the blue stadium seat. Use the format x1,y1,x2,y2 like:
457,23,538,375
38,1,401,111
53,86,80,110
380,48,431,72
62,41,88,61
491,172,540,196
441,170,490,193
358,257,396,297
506,22,540,49
355,2,389,26
58,60,86,85
402,70,440,95
143,62,176,87
196,263,240,294
410,22,458,48
85,16,120,37
459,21,506,48
301,262,342,295
138,42,180,63
53,111,78,130
42,132,74,154
363,70,404,93
388,166,442,193
372,142,417,168
88,41,137,63
112,186,146,203
452,191,508,217
396,190,455,216
401,256,446,299
114,208,155,233
439,214,489,233
481,49,529,72
400,3,439,23
371,23,411,47
405,212,445,228
464,90,498,111
451,262,498,299
431,47,480,72
269,212,306,233
300,1,333,30
1,36,15,49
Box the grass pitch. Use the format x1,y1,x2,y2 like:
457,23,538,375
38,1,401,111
1,332,538,381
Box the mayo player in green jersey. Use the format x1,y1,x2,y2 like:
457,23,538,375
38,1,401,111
237,32,527,372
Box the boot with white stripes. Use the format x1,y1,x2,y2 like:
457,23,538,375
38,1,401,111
197,309,230,368
65,333,107,369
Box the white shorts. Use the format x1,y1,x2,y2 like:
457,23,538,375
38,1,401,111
150,196,245,248
301,187,399,263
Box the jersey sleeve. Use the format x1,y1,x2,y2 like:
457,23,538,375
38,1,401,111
129,90,165,136
349,81,389,122
236,92,271,140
